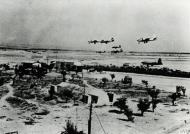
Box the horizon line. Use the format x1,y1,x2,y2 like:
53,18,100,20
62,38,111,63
0,46,190,54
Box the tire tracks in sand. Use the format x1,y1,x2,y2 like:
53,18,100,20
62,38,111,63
0,82,14,108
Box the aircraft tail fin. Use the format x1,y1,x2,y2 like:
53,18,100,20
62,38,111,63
137,40,140,44
158,58,162,64
153,37,157,40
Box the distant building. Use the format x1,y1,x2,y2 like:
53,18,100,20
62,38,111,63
56,82,71,93
54,60,83,72
55,61,74,71
123,63,130,67
55,82,81,97
16,61,48,76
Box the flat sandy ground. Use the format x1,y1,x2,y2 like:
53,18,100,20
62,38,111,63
0,71,190,134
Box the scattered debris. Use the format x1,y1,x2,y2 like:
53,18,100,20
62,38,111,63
6,96,38,111
169,109,179,113
24,117,36,125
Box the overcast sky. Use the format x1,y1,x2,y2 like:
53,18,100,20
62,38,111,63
0,0,190,52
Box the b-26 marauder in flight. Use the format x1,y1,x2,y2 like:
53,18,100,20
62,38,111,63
88,37,114,44
88,40,99,44
100,37,114,44
112,45,121,49
137,37,157,44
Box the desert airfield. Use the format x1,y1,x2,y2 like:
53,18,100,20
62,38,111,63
0,50,190,134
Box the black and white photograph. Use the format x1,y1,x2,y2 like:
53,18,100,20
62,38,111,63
0,0,190,134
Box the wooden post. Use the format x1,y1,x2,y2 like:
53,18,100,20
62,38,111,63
46,57,49,65
88,102,93,134
82,70,85,95
84,84,86,95
82,69,84,79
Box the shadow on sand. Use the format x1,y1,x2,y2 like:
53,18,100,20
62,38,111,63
146,109,153,112
133,113,142,116
163,103,178,106
108,109,123,114
117,118,133,124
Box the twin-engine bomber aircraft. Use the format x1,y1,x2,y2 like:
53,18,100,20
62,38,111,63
88,40,99,44
137,37,157,44
141,58,163,67
88,37,114,44
112,45,121,49
100,37,114,44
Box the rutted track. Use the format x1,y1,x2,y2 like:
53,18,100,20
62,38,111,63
0,82,14,108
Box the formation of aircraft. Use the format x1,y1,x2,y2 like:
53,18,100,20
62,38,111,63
89,35,158,45
88,37,114,44
137,37,157,44
88,35,158,55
